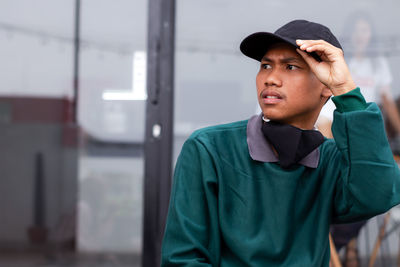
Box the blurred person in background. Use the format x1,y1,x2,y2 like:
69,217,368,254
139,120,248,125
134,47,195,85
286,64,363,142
319,11,400,140
318,11,400,267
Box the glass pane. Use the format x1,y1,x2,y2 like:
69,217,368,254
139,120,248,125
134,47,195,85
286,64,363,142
0,0,147,266
174,0,400,265
77,0,147,265
0,0,76,266
0,1,74,98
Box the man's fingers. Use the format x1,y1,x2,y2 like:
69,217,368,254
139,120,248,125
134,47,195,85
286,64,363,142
301,44,335,60
296,39,343,62
297,39,336,51
296,48,318,68
302,44,328,53
296,39,330,47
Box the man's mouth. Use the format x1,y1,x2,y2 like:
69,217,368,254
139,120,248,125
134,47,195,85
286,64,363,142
261,90,283,104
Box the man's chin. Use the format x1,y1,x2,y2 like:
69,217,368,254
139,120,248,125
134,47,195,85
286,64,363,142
261,111,284,122
262,112,293,125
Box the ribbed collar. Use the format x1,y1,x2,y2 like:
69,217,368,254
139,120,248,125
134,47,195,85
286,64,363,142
246,114,320,168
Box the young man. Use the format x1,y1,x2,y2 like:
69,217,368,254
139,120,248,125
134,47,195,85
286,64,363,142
161,20,400,266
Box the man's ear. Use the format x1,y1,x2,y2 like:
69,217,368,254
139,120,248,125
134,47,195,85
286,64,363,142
321,86,332,98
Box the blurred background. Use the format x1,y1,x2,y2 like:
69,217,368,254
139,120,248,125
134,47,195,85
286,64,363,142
1,0,400,266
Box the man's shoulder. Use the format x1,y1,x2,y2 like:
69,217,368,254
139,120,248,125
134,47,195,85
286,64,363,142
188,119,249,143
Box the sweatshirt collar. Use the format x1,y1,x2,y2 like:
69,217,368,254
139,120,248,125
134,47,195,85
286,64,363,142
246,114,320,168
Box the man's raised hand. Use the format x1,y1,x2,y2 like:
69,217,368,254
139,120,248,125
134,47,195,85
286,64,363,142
296,39,356,96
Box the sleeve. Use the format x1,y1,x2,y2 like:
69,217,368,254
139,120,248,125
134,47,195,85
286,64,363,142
330,88,400,223
161,136,220,266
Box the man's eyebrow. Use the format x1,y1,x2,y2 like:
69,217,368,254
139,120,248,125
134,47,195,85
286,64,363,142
261,56,303,63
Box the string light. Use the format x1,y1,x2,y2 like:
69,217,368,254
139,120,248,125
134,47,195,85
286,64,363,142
1,21,400,57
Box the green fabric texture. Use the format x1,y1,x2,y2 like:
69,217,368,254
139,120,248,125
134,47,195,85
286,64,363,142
331,87,367,113
161,103,400,267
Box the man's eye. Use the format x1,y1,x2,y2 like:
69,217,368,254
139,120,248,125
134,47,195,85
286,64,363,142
261,64,271,69
287,65,299,70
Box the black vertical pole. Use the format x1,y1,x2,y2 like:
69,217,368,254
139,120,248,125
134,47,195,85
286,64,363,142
33,152,45,228
27,152,47,244
73,0,80,124
142,0,175,266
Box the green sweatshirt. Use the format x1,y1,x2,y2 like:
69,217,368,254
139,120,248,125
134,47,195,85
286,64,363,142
161,88,400,266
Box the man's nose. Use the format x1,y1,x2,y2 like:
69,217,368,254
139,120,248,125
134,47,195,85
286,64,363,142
264,68,282,87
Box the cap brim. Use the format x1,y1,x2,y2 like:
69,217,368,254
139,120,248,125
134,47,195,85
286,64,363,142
240,32,297,61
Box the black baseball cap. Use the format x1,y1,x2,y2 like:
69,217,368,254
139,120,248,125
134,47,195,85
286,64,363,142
240,19,342,61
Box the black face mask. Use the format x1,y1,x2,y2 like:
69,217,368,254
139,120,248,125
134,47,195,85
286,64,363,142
261,119,325,169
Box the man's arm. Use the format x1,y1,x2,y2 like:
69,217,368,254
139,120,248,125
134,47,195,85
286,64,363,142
330,89,400,221
161,136,220,266
296,39,400,221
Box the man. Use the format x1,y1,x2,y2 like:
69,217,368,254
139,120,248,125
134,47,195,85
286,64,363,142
161,20,400,266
